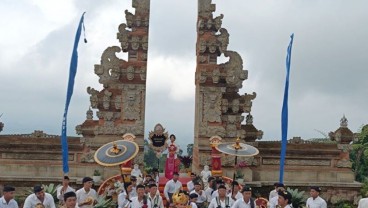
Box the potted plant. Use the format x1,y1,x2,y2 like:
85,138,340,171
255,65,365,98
93,169,102,182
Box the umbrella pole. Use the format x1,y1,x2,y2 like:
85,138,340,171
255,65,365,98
232,155,238,195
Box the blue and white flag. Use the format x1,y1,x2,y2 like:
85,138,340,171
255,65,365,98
279,33,294,183
61,12,86,174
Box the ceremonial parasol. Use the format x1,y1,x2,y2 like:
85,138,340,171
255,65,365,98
94,140,139,166
94,140,139,196
215,137,259,193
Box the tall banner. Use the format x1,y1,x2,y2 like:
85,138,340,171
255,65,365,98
61,12,86,174
279,33,294,183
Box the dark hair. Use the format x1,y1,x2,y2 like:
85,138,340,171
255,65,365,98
189,193,198,199
148,184,157,188
173,172,179,176
63,176,70,180
137,184,145,190
3,185,15,192
169,134,176,140
64,192,76,201
218,185,226,190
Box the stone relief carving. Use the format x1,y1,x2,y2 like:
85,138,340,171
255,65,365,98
131,36,140,50
132,0,150,12
142,36,148,50
87,87,99,108
208,39,217,53
203,88,222,122
336,159,352,168
140,66,146,80
125,10,134,28
263,159,331,166
214,14,224,30
95,46,125,84
117,23,130,51
231,99,240,113
102,90,112,109
207,126,226,137
241,92,256,113
81,150,96,163
198,0,216,17
221,99,228,113
122,87,141,120
199,153,211,166
212,68,220,83
196,70,207,83
199,55,207,63
141,52,147,61
199,39,207,53
126,66,135,80
216,28,229,52
115,95,122,109
222,156,258,167
86,108,93,120
220,51,247,88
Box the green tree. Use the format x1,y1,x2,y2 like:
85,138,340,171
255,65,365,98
187,144,193,156
144,140,159,171
350,124,368,182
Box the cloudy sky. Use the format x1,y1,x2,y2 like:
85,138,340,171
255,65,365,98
0,0,367,149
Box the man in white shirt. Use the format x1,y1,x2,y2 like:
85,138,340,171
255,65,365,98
204,177,215,204
62,192,77,208
0,185,18,208
130,185,151,208
118,182,132,208
163,172,182,207
277,190,292,208
187,173,197,192
211,179,226,200
268,183,280,201
269,184,285,208
306,186,327,208
24,185,56,208
358,197,368,208
190,182,206,208
147,184,163,208
231,186,256,208
208,185,234,208
189,193,198,208
76,177,97,208
130,177,138,198
228,181,242,201
57,176,75,205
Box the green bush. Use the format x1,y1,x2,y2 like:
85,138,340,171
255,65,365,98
286,187,307,208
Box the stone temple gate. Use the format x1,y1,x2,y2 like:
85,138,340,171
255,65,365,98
0,0,363,203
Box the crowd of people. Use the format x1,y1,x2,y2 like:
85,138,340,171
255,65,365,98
1,172,368,208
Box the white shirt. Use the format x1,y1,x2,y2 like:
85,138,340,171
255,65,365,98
231,197,256,208
57,186,75,203
211,190,219,200
204,187,214,202
269,189,278,201
0,196,18,208
269,195,278,208
131,168,142,178
117,192,130,208
306,196,327,208
227,192,242,201
358,198,368,208
187,181,195,192
190,201,198,208
163,179,182,199
148,194,164,208
129,196,151,208
190,190,207,203
76,188,97,208
23,193,56,208
208,196,234,208
130,186,137,198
